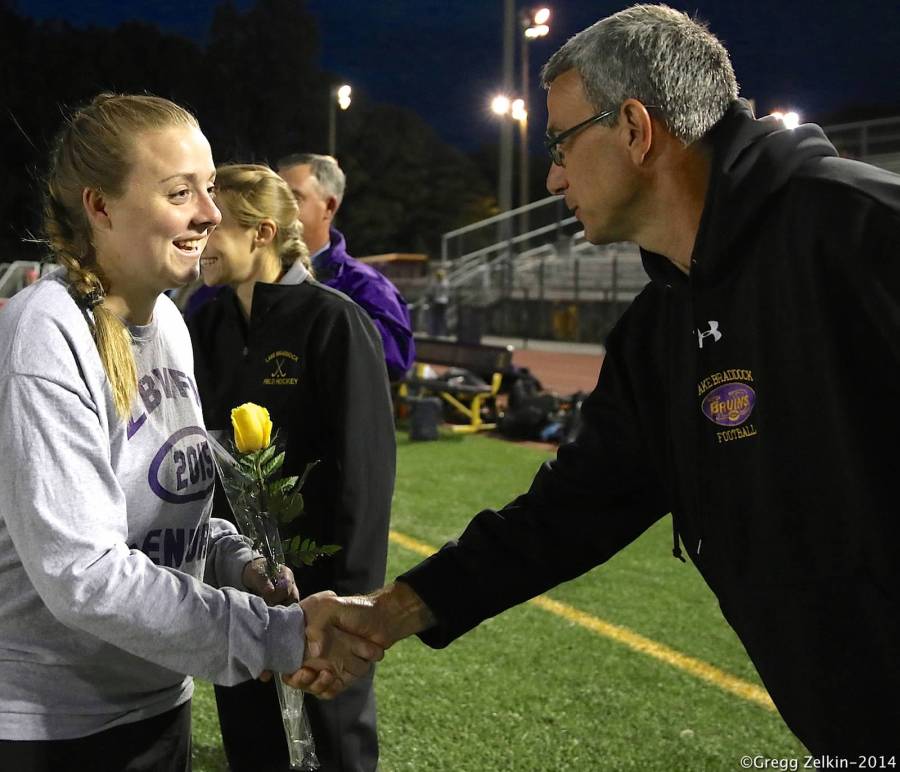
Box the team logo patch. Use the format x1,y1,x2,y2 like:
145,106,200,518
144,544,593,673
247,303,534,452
264,350,300,385
148,426,215,503
701,382,756,427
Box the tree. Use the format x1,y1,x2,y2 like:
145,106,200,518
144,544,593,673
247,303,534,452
202,0,326,163
337,102,495,256
0,0,496,266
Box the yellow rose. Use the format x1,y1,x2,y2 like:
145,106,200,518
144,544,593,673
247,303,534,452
231,403,273,453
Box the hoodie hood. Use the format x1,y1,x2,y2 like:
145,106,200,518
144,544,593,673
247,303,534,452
642,99,838,286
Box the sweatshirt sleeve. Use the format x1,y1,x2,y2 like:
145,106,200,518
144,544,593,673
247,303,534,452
399,319,669,647
0,370,303,686
204,518,256,590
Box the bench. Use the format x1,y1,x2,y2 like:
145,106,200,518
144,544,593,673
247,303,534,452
401,336,515,433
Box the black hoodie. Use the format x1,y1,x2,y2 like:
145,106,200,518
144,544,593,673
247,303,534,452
400,102,900,754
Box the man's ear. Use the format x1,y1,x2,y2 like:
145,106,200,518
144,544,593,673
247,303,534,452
82,188,112,231
324,195,339,221
620,99,654,166
254,219,277,248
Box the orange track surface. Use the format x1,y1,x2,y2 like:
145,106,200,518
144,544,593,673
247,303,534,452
511,347,604,395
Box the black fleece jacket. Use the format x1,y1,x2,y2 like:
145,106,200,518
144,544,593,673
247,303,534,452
400,101,900,754
189,279,394,599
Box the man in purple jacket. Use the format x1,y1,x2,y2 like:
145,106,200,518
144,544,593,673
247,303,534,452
277,153,415,380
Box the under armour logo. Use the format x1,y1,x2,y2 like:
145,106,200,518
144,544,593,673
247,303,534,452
696,321,722,349
271,358,287,378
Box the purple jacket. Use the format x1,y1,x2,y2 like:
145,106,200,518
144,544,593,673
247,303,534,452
313,228,415,379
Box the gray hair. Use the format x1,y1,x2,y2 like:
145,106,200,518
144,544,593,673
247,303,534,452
540,4,738,145
276,152,346,207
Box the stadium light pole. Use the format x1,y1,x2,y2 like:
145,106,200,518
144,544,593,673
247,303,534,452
512,97,528,208
520,7,551,234
328,84,352,156
499,0,516,217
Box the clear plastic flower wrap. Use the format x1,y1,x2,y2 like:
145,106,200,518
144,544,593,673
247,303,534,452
208,405,339,771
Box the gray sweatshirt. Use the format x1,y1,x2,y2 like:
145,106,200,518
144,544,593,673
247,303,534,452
0,271,305,740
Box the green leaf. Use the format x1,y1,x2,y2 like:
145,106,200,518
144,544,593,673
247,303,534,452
288,550,311,566
257,443,278,467
268,476,299,497
278,493,305,525
261,452,285,479
296,550,319,566
285,539,342,567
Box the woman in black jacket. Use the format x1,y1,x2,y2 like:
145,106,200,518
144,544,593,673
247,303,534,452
188,164,394,772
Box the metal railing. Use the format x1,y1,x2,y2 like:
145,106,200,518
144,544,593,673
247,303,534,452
823,115,900,160
440,196,578,263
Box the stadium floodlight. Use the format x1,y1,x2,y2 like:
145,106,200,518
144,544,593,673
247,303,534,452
337,84,352,111
523,6,551,38
524,24,550,38
770,109,801,130
511,99,527,123
491,95,512,115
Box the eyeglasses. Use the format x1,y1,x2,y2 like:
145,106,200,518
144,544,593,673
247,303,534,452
544,108,617,167
544,105,657,167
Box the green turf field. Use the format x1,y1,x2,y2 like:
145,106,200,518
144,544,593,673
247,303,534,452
192,432,807,771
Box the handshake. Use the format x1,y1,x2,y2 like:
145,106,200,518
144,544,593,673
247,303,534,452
244,560,436,700
290,583,437,699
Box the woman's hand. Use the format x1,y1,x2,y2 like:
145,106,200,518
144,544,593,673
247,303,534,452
243,558,302,684
241,557,299,606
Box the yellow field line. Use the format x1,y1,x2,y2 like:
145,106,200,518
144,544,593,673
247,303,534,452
388,528,775,712
388,529,438,557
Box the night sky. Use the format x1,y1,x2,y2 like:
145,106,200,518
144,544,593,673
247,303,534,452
16,0,900,153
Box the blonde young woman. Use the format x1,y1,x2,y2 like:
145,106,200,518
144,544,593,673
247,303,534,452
188,164,394,772
0,95,379,771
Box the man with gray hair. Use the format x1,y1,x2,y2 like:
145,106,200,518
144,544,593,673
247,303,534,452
288,4,900,758
277,153,415,380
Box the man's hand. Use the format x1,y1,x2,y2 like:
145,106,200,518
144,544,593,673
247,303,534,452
287,591,385,699
283,582,436,698
242,558,299,607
